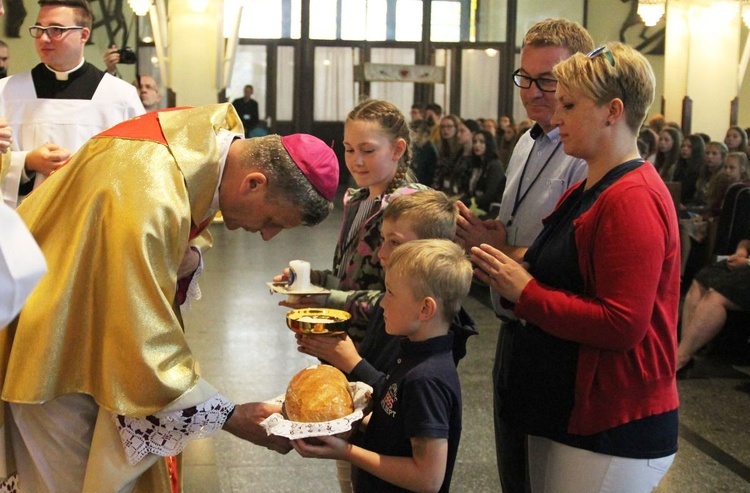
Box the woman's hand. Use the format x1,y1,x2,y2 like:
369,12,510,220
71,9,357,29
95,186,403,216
470,243,533,303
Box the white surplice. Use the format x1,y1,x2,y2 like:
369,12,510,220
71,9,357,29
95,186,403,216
0,70,145,207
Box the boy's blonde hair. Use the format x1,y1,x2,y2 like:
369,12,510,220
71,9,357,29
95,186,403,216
383,190,457,240
387,239,472,322
553,42,655,132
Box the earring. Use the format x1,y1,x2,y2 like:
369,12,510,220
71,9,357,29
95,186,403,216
605,121,611,127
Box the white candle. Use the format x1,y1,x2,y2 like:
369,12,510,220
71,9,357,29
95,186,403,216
288,260,311,291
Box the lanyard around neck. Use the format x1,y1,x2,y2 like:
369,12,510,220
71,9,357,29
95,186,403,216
507,140,562,227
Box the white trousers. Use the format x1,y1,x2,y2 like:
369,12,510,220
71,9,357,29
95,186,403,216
527,435,675,493
8,394,160,493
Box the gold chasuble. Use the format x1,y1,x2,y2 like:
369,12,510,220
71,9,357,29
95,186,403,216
4,104,242,416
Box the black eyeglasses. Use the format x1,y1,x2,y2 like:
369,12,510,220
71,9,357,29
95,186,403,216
512,69,558,93
587,45,627,103
28,25,85,39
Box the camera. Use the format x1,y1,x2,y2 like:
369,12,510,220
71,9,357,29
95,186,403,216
117,47,137,65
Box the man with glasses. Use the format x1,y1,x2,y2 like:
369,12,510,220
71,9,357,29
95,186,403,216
0,0,144,208
455,18,593,493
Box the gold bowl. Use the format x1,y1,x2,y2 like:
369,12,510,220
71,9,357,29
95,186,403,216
286,308,351,336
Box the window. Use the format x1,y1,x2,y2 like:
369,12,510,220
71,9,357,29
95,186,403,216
368,48,416,115
277,46,295,120
430,1,462,42
224,0,301,40
314,47,358,121
395,0,423,41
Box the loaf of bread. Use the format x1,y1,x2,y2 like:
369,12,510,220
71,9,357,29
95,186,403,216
284,364,354,423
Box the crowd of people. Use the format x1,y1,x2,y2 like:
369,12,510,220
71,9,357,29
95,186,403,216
1,1,749,492
405,101,535,218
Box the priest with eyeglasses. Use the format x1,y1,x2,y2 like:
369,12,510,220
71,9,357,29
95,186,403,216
0,0,144,208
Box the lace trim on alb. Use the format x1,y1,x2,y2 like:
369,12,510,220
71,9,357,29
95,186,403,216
115,393,235,465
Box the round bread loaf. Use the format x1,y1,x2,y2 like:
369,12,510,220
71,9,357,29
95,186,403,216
284,364,354,422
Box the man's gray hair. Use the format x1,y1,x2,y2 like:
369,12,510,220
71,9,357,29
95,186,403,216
246,135,333,226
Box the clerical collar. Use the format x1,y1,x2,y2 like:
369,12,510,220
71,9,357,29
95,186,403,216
44,58,85,81
207,130,244,220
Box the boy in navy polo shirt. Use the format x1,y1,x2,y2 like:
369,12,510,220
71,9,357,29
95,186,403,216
292,239,472,492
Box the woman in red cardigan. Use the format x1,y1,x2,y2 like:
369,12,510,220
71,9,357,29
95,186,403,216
471,42,679,493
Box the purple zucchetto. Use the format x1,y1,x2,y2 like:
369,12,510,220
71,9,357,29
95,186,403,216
280,134,339,201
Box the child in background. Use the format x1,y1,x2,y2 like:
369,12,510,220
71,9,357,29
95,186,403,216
655,126,683,180
467,129,506,215
724,125,749,154
275,99,426,341
693,141,728,211
674,134,705,204
292,239,473,493
724,151,750,182
409,119,439,187
295,190,477,397
679,152,749,286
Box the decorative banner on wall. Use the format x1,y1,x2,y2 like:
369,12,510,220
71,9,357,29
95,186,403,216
354,63,446,84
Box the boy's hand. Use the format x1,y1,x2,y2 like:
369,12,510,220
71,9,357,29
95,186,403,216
291,435,350,460
295,333,361,373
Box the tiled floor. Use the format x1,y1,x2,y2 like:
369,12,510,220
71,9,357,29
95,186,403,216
181,203,750,492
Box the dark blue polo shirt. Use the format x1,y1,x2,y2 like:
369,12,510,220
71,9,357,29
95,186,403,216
356,334,462,493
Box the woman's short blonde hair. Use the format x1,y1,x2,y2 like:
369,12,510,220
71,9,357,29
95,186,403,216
553,42,655,133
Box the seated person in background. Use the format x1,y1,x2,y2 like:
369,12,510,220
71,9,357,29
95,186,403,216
680,142,736,276
432,118,477,197
639,127,659,163
497,121,518,170
648,113,665,135
409,103,424,123
409,119,438,186
723,151,750,183
482,118,498,137
674,134,705,204
692,141,728,212
637,138,649,161
724,125,749,155
677,238,750,370
294,190,477,396
516,118,534,136
655,126,682,180
465,129,506,215
292,239,473,493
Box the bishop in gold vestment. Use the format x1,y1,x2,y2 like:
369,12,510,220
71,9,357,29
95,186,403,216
3,103,339,492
